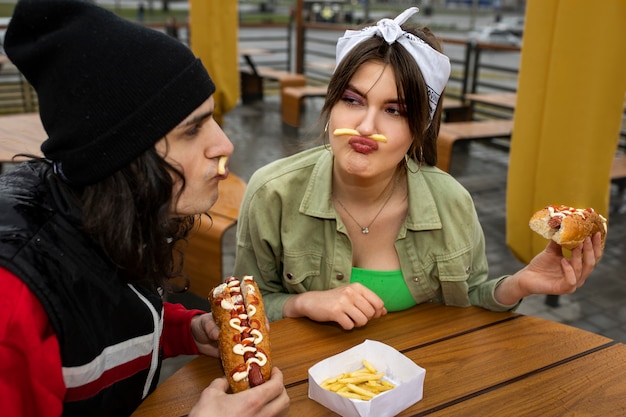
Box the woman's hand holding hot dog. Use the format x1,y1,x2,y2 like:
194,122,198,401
282,282,387,330
494,232,603,306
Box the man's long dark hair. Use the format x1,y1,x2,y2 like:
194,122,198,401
79,147,194,291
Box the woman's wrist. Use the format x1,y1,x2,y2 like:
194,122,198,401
494,274,528,305
282,294,301,319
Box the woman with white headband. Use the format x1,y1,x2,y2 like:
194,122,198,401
233,8,603,330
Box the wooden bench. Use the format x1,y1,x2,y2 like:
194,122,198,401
441,98,473,122
176,173,247,298
281,84,328,128
436,119,514,173
240,66,306,104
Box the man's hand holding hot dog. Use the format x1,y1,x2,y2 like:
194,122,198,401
282,283,387,330
185,283,290,417
190,312,221,357
188,367,289,417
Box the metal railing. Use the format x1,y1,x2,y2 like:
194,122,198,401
0,60,38,115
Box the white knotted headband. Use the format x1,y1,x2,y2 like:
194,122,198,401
335,7,451,121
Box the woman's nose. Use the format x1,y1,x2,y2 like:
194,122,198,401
355,109,377,136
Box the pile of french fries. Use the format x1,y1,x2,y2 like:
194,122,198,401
319,360,396,401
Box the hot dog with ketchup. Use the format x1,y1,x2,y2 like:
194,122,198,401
529,205,607,250
208,275,271,392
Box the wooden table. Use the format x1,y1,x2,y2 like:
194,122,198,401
0,112,45,164
464,92,518,111
131,303,626,416
239,47,271,78
465,92,626,112
238,47,274,104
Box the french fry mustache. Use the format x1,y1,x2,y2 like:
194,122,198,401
333,128,388,143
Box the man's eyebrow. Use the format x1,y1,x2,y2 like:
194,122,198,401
177,111,212,129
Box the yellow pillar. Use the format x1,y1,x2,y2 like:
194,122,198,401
189,0,239,125
506,0,626,264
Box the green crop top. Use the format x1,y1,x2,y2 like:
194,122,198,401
350,267,417,312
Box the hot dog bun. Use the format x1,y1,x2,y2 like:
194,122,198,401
529,205,607,250
208,276,271,392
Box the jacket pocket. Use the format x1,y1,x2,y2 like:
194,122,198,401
435,249,473,307
281,253,322,293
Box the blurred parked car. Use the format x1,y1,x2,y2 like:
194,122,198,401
468,26,522,47
495,16,525,37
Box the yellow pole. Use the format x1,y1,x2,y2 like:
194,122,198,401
506,0,626,264
189,0,239,125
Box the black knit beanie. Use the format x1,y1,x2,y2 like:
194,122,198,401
5,0,216,186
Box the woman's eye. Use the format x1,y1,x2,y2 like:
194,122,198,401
385,105,405,117
341,91,364,106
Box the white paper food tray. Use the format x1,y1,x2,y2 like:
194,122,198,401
308,339,426,417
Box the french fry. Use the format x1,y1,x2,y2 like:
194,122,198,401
332,128,388,143
338,373,384,384
333,128,359,136
319,361,396,401
369,133,388,143
217,156,227,175
362,360,377,373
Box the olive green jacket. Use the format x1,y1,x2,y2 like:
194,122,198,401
233,146,517,321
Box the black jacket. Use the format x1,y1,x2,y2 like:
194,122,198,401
0,161,163,416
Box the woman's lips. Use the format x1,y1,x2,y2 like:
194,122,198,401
348,137,378,154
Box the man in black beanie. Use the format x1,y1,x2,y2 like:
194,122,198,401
0,1,289,416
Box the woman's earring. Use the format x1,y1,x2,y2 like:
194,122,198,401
323,121,331,148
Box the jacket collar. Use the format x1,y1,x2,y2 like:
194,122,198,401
300,149,442,231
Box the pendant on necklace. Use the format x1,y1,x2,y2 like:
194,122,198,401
361,227,369,234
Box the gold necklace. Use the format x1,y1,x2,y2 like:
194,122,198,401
334,178,397,235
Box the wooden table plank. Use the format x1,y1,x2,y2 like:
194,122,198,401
464,92,518,110
0,112,45,162
138,356,222,417
405,316,612,415
439,119,514,139
268,304,518,386
464,92,626,112
427,343,626,416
